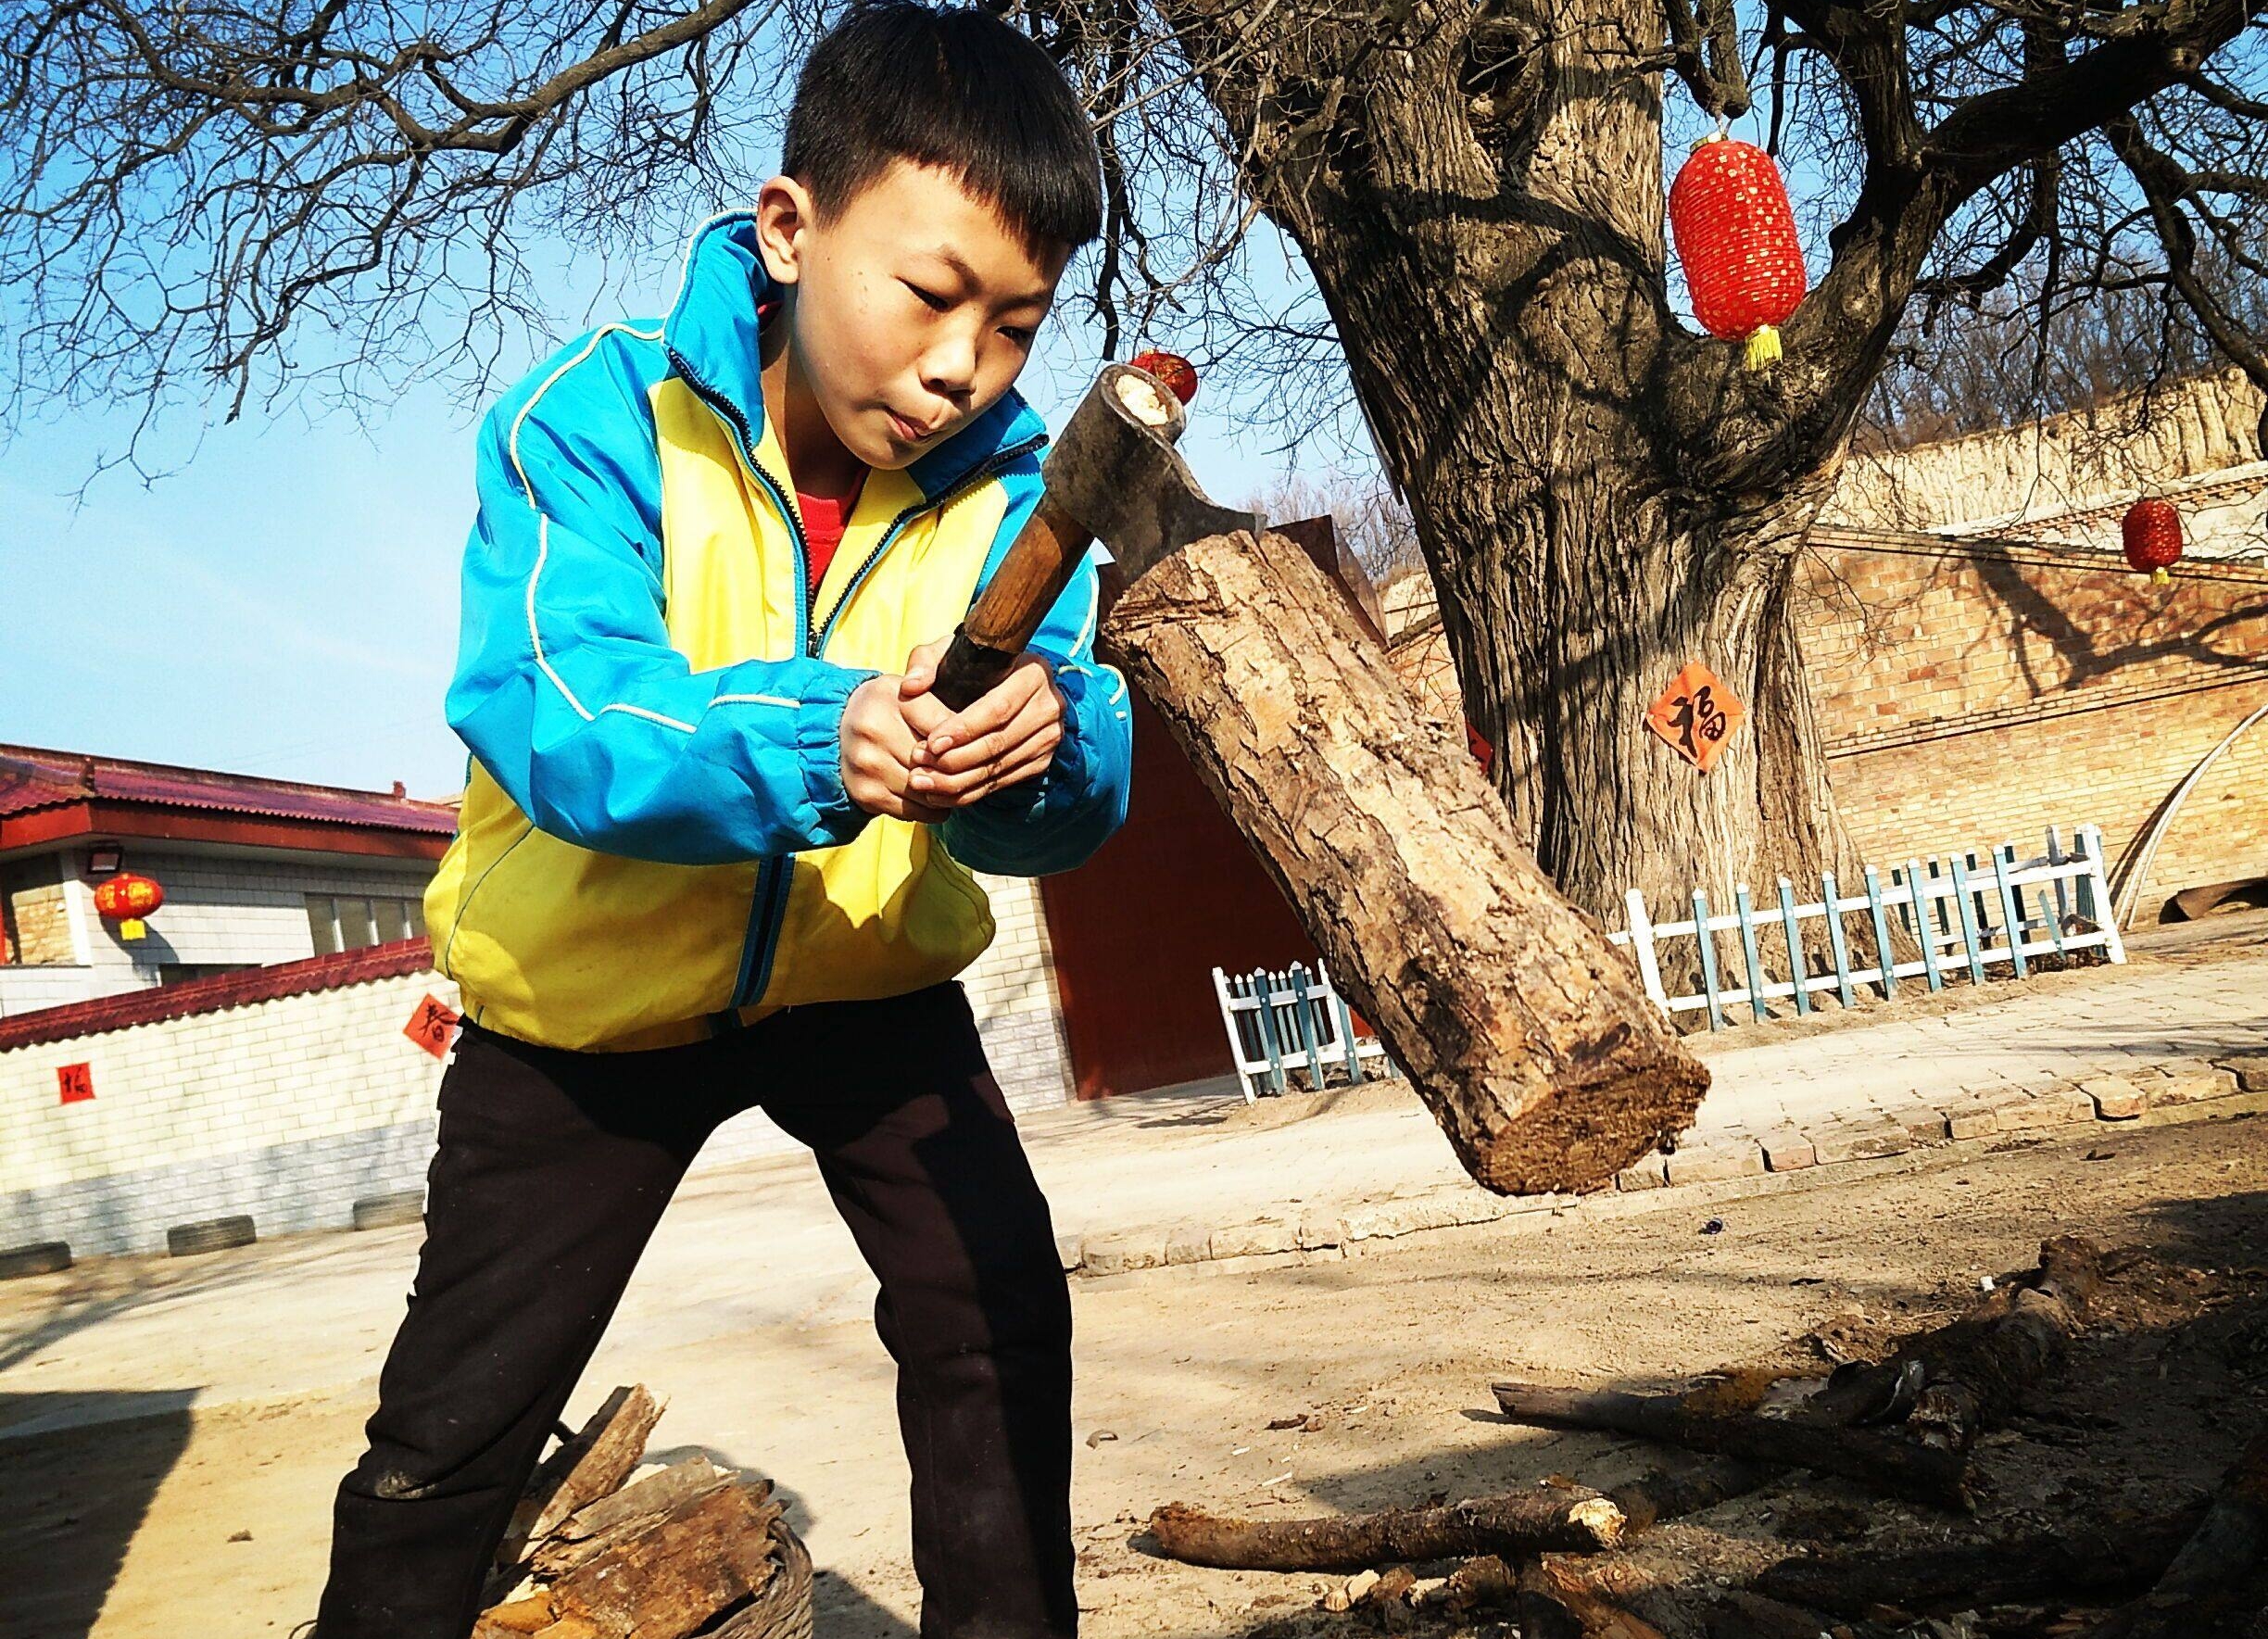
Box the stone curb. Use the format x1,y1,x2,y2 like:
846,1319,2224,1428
1064,1059,2257,1280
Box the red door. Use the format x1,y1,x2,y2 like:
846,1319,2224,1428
1038,686,1322,1099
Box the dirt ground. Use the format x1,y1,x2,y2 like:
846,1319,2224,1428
3,1106,2262,1638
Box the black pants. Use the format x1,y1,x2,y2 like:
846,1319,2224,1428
316,983,1075,1639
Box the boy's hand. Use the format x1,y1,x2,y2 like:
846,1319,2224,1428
899,638,1066,807
840,674,951,824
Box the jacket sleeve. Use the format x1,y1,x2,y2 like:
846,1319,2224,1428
446,328,876,865
940,546,1135,877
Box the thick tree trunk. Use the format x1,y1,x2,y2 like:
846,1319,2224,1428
1162,0,1878,975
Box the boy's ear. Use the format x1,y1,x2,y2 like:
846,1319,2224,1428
753,175,816,285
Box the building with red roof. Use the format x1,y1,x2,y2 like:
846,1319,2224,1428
0,743,456,1020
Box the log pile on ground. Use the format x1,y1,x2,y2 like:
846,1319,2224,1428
472,1385,812,1639
1145,1237,2268,1636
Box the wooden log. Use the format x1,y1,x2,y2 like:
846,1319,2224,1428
546,1481,778,1639
1489,1381,1972,1509
1806,1236,2104,1453
1517,1557,1670,1639
502,1386,665,1563
1606,1456,1775,1531
1145,1486,1626,1570
1440,1555,1519,1612
2081,1431,2268,1638
533,1458,742,1578
1103,528,1708,1195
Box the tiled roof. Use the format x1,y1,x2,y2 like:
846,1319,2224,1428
0,939,436,1053
0,744,457,833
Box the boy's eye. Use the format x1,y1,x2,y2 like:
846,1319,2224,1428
904,282,951,311
1002,326,1038,347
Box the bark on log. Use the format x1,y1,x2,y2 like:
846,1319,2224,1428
547,1482,778,1639
1490,1381,1972,1509
1103,528,1708,1194
503,1385,665,1560
1145,1486,1626,1570
2081,1431,2268,1638
1517,1557,1672,1639
1606,1456,1776,1531
1805,1236,2104,1453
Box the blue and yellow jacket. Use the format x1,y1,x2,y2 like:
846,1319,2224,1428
424,213,1134,1051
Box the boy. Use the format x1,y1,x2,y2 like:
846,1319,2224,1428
312,6,1128,1636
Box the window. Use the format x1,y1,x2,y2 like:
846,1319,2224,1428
308,894,427,954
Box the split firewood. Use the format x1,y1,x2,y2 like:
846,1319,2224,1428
1489,1380,1972,1509
546,1481,779,1638
2079,1430,2268,1638
1805,1236,2104,1453
1438,1554,1518,1612
533,1459,747,1579
477,1384,811,1639
1146,1485,1625,1570
501,1386,666,1563
1754,1510,2205,1617
1516,1556,1670,1639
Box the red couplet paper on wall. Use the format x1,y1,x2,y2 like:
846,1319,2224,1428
1646,661,1746,773
57,1063,94,1104
403,994,461,1059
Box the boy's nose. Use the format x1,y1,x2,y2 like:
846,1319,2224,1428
920,331,980,400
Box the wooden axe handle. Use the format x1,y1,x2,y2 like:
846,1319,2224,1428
930,496,1094,712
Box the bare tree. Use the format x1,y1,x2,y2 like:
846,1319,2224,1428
1248,470,1423,582
7,0,2268,927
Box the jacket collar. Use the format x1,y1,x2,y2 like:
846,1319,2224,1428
662,212,1049,505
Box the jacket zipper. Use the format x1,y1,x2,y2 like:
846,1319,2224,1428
668,347,1048,1013
737,430,1048,1011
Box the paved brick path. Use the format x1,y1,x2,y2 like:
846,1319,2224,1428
1054,928,2268,1275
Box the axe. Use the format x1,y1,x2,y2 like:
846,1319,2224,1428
932,362,1708,1195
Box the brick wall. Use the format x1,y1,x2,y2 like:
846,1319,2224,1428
1380,533,2268,922
3,853,82,966
0,945,454,1257
0,868,1074,1257
1799,530,2268,918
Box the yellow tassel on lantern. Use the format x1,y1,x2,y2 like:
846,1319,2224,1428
1744,325,1783,370
2151,567,2171,586
120,919,147,940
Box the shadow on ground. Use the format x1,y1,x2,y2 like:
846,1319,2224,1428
0,1392,195,1639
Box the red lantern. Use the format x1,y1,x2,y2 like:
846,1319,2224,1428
1128,349,1199,405
93,873,164,941
1669,134,1808,370
2122,498,2183,584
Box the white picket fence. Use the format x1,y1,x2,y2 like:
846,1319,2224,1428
1609,824,2126,1029
1211,962,1395,1102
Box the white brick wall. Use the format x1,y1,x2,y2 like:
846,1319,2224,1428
0,967,455,1196
961,871,1074,1109
0,866,1076,1255
72,846,435,975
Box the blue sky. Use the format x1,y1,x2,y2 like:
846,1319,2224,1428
0,218,1342,801
0,6,1836,803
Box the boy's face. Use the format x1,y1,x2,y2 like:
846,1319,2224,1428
756,159,1070,473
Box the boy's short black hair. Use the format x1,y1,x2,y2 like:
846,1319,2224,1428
784,2,1103,254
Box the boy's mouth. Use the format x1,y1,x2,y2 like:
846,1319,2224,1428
886,409,941,444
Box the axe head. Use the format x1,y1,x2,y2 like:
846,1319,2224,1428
1042,362,1264,581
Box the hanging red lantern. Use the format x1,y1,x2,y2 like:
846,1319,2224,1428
1128,349,1199,405
1669,133,1808,370
2122,498,2184,584
93,873,164,940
